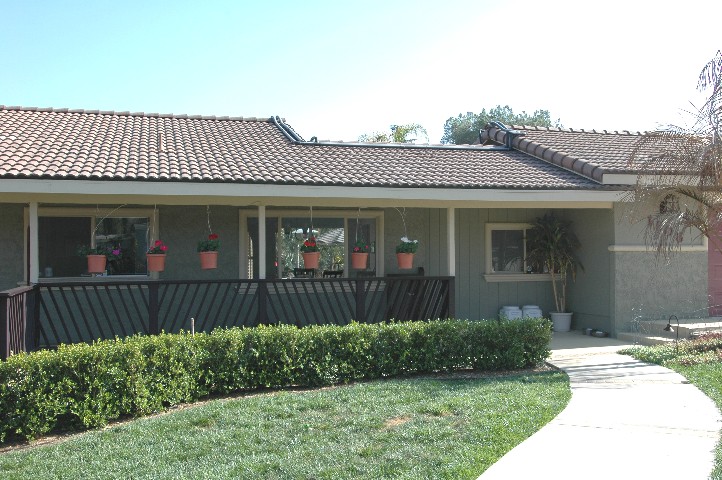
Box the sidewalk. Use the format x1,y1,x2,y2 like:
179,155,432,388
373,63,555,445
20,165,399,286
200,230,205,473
478,331,722,479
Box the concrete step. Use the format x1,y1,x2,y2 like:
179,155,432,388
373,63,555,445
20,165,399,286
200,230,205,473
621,318,722,345
617,332,673,346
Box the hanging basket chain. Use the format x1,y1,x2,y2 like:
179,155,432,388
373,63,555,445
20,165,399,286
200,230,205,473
206,205,213,234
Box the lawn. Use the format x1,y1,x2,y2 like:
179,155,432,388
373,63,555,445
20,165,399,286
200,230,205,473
0,371,570,479
622,336,722,480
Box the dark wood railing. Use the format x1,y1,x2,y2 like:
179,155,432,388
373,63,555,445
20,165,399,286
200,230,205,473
1,276,454,358
0,285,37,360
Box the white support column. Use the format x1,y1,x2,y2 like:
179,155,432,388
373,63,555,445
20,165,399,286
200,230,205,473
447,207,456,277
258,205,266,279
29,202,39,284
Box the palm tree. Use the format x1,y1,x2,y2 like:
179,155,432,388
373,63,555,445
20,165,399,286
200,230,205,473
627,50,722,258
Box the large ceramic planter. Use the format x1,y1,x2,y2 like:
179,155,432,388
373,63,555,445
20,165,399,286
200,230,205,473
199,251,218,270
302,252,320,269
146,254,166,272
396,253,414,269
550,311,573,332
351,252,368,269
87,255,106,274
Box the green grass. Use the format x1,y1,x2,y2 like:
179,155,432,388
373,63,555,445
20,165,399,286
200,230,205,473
0,371,570,479
622,337,722,480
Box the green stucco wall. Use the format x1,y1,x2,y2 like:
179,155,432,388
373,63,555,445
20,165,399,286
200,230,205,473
158,205,239,280
0,203,25,290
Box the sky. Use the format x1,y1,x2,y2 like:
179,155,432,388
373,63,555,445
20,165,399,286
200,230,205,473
1,0,720,143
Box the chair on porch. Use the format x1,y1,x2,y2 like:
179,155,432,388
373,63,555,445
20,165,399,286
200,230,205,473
322,270,344,278
357,270,376,277
293,268,316,278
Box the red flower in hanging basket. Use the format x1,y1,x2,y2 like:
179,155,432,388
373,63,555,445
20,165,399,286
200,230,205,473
198,233,220,252
300,235,320,253
147,239,169,254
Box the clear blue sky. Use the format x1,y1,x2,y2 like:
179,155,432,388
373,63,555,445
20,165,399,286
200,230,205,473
2,0,720,143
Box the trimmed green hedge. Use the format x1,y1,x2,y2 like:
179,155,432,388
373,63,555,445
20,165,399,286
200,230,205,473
0,318,551,442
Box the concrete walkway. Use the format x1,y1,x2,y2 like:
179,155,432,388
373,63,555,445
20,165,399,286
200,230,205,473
479,331,722,480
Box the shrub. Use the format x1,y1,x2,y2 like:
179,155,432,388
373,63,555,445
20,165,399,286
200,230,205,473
0,318,551,443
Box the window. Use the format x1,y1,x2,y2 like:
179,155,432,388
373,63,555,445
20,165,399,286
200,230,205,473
36,208,155,278
241,209,383,279
484,223,550,282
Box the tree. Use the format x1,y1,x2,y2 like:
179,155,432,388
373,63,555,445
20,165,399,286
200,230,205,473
627,50,722,258
441,105,561,144
358,123,428,144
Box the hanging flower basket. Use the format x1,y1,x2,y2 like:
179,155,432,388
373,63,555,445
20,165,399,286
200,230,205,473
395,236,418,269
146,240,168,272
146,254,166,272
87,255,107,274
199,251,218,270
79,244,121,274
198,233,219,270
351,252,368,269
302,251,320,269
396,253,415,269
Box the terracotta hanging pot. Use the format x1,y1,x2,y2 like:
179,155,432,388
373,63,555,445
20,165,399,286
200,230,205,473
146,254,166,272
351,252,368,269
396,253,415,269
302,252,320,269
87,255,107,274
199,251,218,270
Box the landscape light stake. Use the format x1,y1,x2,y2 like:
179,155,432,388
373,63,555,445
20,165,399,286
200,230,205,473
663,314,679,355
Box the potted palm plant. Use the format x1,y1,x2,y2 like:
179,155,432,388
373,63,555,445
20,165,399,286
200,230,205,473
525,213,582,332
197,233,219,269
300,235,320,269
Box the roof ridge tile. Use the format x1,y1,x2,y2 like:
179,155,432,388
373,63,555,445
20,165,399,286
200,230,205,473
0,105,271,122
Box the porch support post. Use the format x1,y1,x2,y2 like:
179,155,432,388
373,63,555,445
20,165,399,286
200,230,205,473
29,202,39,284
446,207,455,276
258,205,266,279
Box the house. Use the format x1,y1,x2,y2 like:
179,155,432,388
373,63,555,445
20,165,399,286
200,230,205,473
0,106,710,341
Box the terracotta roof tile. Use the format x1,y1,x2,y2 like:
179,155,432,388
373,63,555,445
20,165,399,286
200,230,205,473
0,106,608,190
486,125,658,177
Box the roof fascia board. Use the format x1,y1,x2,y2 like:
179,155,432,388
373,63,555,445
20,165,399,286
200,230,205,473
0,179,622,206
602,173,701,186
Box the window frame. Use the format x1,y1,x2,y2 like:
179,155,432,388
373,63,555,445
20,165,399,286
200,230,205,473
239,208,385,279
484,222,554,283
29,206,158,282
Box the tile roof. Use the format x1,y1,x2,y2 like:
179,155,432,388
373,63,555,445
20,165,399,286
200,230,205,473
480,124,658,181
0,106,608,190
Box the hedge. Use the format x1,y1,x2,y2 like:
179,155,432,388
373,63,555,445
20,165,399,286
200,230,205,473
0,318,551,443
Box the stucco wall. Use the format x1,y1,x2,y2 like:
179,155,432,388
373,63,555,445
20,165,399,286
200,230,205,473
0,204,25,290
611,252,708,332
158,205,239,280
611,204,708,332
